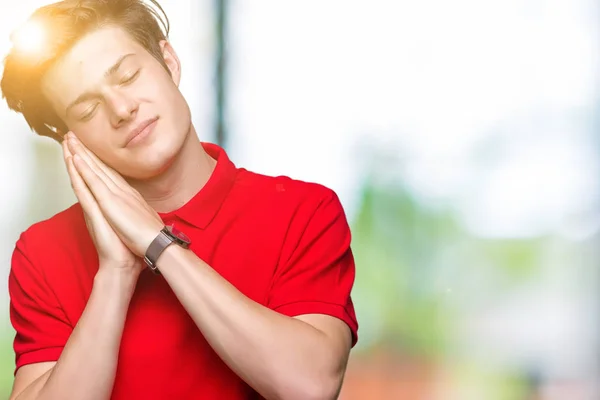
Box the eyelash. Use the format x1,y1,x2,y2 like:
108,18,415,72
80,105,98,121
120,70,140,85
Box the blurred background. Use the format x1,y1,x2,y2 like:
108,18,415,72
0,0,599,399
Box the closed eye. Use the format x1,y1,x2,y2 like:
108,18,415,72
79,104,98,122
120,70,140,85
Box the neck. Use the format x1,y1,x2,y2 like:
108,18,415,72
127,125,216,213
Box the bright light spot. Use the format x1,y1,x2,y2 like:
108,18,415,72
12,20,46,55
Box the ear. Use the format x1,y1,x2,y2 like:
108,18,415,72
46,124,66,143
160,40,181,86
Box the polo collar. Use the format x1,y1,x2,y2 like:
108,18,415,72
158,142,237,229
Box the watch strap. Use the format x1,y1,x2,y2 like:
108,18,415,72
144,227,174,274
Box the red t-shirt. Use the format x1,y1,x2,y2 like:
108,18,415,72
9,143,358,399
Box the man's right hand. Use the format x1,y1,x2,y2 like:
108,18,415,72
62,138,142,276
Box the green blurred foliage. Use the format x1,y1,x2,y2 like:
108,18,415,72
351,175,545,354
351,179,458,357
348,172,549,398
0,332,14,396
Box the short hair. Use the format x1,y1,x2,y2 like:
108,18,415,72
0,0,170,141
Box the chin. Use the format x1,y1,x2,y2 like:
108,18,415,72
144,147,180,179
119,140,177,181
120,119,191,180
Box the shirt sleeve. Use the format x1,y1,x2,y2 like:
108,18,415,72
267,188,359,346
9,233,72,373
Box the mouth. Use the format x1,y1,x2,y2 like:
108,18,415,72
124,117,159,147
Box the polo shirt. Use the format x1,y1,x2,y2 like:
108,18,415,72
8,142,358,399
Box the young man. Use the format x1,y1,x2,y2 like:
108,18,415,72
1,1,358,399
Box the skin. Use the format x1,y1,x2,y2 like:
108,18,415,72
10,25,352,400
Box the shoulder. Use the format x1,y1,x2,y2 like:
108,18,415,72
13,203,89,275
231,170,349,245
234,168,342,213
19,203,86,250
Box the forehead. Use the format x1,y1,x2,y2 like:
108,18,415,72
42,26,145,108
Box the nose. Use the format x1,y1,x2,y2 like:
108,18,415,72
106,89,138,128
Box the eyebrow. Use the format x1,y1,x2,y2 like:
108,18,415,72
65,53,136,115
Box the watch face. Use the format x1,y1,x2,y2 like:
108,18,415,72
166,224,191,244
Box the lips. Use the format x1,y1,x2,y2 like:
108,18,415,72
124,117,158,147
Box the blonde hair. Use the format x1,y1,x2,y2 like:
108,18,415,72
1,0,170,141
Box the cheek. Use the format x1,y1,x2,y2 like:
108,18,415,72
144,66,183,106
75,122,119,164
89,144,120,170
146,77,191,137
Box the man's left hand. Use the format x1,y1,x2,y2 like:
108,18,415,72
65,132,164,257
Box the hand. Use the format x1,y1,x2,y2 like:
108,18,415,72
64,132,164,257
62,137,141,273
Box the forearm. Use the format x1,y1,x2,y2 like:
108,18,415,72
159,247,344,400
16,268,138,400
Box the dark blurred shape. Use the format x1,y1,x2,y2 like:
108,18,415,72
214,0,228,148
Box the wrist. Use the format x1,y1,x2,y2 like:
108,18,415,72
142,223,165,254
144,225,191,274
94,266,139,294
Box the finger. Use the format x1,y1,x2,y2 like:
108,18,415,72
72,154,112,205
66,156,104,221
83,147,137,195
62,137,73,162
66,135,121,193
67,133,131,191
68,133,144,200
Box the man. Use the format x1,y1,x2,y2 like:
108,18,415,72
1,1,358,399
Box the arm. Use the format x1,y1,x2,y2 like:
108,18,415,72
10,138,144,399
11,268,137,400
157,246,352,400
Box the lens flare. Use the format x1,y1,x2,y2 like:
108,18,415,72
12,20,46,55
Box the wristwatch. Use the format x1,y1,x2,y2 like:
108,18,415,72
144,225,191,274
